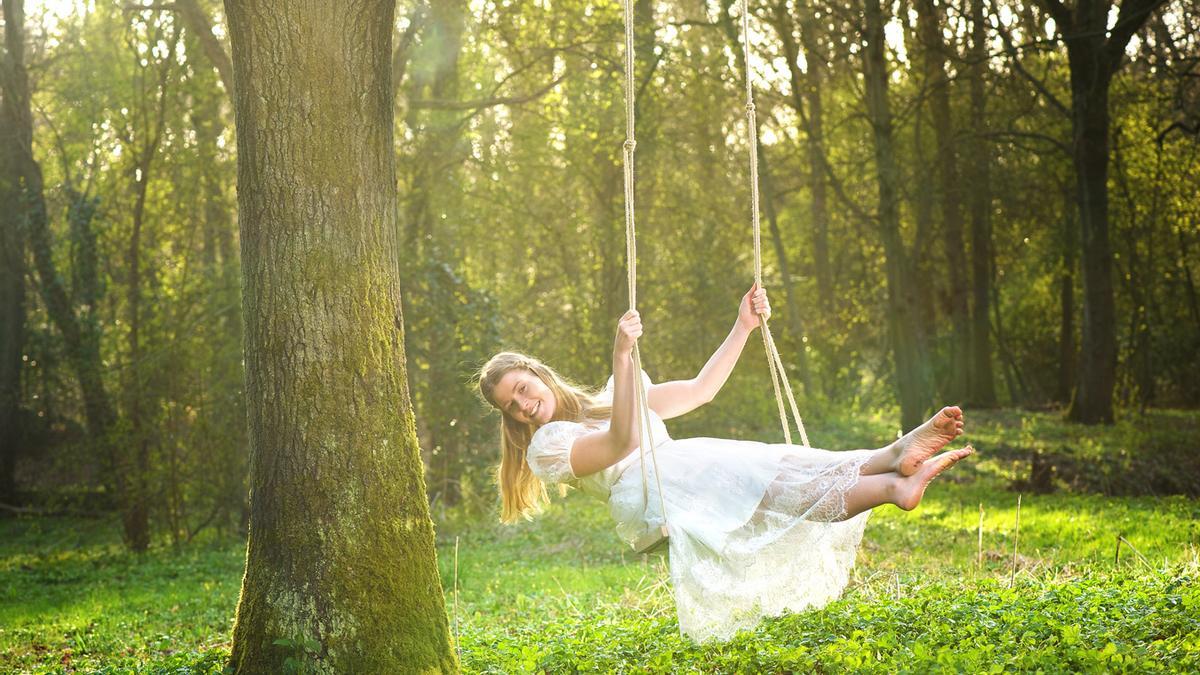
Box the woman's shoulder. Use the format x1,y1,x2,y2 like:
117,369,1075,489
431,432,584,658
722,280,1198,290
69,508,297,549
530,419,588,452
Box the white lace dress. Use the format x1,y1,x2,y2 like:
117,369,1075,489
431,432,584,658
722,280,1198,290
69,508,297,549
525,370,875,643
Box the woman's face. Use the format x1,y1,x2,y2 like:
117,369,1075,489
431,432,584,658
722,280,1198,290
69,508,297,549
493,369,556,426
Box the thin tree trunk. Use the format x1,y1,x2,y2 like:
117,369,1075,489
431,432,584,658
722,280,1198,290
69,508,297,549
759,139,812,393
863,0,932,431
916,0,970,401
224,1,457,670
2,0,124,508
122,20,180,552
0,42,26,502
966,0,997,407
772,3,833,309
795,10,833,310
1058,187,1078,404
174,0,234,94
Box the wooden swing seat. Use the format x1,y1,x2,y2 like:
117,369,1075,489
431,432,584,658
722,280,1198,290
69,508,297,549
633,524,669,555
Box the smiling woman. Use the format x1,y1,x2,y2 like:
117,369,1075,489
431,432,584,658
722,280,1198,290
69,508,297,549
474,286,974,643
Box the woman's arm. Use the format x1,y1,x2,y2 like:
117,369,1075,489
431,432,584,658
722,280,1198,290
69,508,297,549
647,285,770,420
566,310,644,477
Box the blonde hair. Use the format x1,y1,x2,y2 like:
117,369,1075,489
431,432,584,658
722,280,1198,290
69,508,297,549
477,352,611,523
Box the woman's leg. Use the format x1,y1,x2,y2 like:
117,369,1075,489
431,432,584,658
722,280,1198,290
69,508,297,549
840,447,974,520
856,406,966,477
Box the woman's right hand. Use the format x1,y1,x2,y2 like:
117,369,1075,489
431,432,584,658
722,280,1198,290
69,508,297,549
614,310,643,356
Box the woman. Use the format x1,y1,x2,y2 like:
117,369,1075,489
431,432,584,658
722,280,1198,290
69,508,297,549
477,285,973,642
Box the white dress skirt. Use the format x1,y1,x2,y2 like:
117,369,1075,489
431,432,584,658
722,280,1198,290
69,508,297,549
525,371,874,643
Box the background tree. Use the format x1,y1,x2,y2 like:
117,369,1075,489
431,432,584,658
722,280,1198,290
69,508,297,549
1029,0,1169,423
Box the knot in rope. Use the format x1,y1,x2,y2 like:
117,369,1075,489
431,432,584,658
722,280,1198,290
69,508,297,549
745,102,756,114
623,139,637,153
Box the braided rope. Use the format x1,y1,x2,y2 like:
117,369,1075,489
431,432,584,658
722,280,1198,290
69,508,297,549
621,0,670,533
740,0,809,448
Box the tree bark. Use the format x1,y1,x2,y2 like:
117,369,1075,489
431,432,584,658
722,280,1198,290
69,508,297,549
223,1,457,671
863,0,933,431
1066,41,1118,423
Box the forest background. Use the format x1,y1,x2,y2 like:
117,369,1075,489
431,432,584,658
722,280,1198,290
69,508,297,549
3,0,1198,541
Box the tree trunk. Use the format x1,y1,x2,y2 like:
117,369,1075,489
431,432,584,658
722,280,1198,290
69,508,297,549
759,139,812,393
795,11,833,310
223,1,457,671
863,0,932,431
1058,188,1078,404
0,40,26,502
121,20,179,553
1065,43,1117,423
916,0,970,401
966,0,997,407
2,0,123,504
1034,0,1167,423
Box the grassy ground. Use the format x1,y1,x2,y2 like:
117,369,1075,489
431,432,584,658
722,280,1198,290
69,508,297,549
2,408,1198,673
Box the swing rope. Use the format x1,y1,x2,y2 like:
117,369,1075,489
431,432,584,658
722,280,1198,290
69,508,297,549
739,0,810,448
620,0,670,541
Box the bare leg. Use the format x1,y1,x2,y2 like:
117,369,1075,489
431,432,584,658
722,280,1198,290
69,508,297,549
839,446,974,520
840,472,902,520
858,446,902,476
857,406,966,477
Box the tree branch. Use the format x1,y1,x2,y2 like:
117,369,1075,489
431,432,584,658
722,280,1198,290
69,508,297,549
392,2,427,101
409,72,566,111
980,129,1071,155
995,13,1070,117
1037,0,1072,27
1105,0,1169,67
124,1,233,95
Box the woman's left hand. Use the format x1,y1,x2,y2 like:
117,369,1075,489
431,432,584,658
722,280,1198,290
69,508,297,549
737,283,771,332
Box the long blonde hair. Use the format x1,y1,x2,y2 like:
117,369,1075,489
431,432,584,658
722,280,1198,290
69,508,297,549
477,352,611,523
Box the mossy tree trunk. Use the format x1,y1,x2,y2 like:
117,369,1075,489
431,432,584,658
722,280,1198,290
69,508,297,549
224,1,458,671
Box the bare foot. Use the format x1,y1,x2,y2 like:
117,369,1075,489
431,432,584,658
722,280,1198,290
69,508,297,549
891,406,965,476
895,445,974,511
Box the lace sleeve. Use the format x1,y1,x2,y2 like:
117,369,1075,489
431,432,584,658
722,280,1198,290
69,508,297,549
526,421,586,484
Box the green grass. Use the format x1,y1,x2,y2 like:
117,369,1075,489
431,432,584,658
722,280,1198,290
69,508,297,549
2,408,1199,673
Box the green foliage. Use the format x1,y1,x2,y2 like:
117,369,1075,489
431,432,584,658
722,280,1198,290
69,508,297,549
3,455,1199,672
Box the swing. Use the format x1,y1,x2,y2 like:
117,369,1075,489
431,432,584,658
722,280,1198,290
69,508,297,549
620,0,809,557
